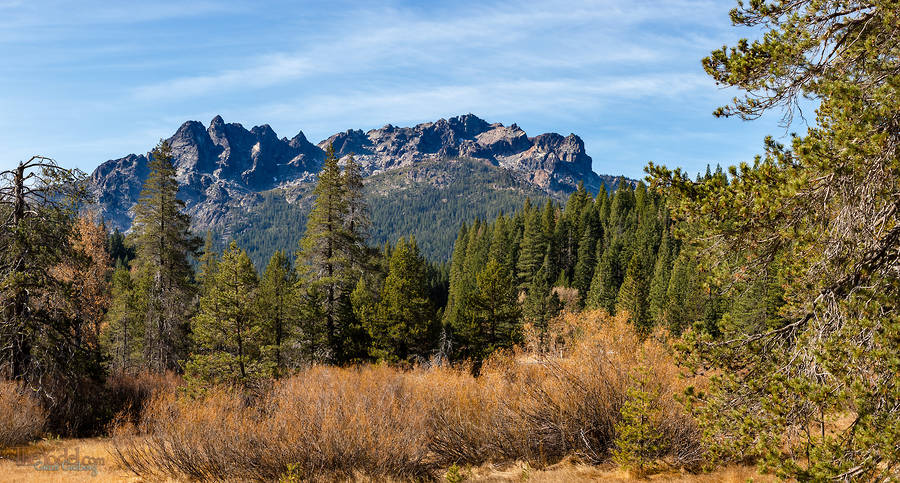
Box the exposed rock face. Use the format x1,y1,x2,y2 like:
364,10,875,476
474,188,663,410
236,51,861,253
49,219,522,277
317,114,602,193
90,114,609,231
90,116,324,229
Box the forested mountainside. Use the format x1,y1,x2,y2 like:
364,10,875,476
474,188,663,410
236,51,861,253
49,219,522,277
90,114,626,264
228,158,567,267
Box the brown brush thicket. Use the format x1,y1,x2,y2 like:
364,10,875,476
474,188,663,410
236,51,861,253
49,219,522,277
0,381,46,448
113,311,703,481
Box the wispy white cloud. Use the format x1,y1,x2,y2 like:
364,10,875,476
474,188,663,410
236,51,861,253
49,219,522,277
228,73,711,143
129,0,722,102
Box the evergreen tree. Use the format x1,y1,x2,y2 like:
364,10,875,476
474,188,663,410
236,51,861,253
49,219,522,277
539,200,559,277
648,2,900,475
342,154,371,269
107,227,134,267
103,264,143,374
663,253,702,336
367,237,434,362
257,250,297,377
469,258,521,360
585,240,623,313
197,230,218,289
0,156,104,425
297,144,368,363
523,254,562,353
516,202,546,288
572,224,599,306
613,365,665,476
130,140,200,372
186,241,264,387
442,223,470,331
647,231,674,326
53,212,112,371
616,251,651,333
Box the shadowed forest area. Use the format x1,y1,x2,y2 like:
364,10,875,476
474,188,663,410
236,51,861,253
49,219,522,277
1,0,898,481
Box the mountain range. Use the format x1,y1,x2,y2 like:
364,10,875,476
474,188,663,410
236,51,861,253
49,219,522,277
89,114,626,264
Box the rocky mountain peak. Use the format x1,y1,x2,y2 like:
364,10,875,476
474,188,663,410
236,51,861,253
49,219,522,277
289,131,310,148
90,114,608,232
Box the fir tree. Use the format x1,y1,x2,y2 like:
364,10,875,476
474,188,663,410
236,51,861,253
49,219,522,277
516,203,546,288
663,253,702,335
297,144,368,363
186,241,264,387
130,140,201,372
442,223,470,331
470,258,520,360
585,240,623,313
572,224,599,306
647,230,674,326
367,237,434,362
523,254,562,353
103,264,143,374
197,230,218,289
258,250,297,377
616,251,651,333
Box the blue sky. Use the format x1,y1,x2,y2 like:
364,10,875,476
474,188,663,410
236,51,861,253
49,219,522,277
0,0,796,179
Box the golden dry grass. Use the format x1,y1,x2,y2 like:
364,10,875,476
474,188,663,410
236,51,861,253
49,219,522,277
465,459,775,482
0,438,775,482
0,438,142,482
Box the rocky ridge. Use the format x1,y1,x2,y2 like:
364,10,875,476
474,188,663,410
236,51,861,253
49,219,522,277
90,114,611,232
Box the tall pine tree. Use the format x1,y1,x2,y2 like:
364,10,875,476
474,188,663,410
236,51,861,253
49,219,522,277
130,140,200,372
186,241,264,387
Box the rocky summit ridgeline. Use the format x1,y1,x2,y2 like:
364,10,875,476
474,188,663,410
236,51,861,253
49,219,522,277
90,114,612,233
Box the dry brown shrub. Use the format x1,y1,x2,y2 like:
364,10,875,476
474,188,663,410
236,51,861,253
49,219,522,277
104,371,180,433
430,311,703,469
115,365,434,481
0,380,46,448
113,310,704,480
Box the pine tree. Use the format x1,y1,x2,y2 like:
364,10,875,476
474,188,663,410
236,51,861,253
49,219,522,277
585,240,623,313
186,241,264,388
572,224,599,306
540,200,559,277
647,230,674,326
197,230,218,289
470,258,521,360
52,212,112,370
130,140,200,372
663,253,702,335
258,250,297,377
367,237,434,362
523,254,562,353
616,251,651,333
297,144,368,363
103,264,144,374
516,203,546,288
613,365,665,476
107,227,134,267
442,223,470,331
342,154,371,269
0,155,102,418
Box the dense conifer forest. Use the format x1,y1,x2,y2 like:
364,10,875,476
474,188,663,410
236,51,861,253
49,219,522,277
229,158,559,269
